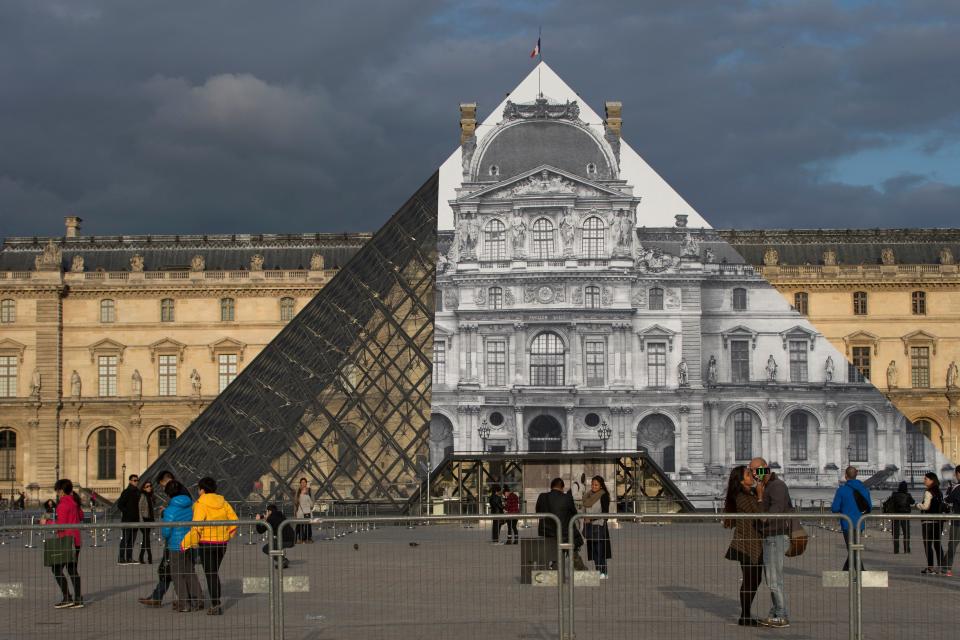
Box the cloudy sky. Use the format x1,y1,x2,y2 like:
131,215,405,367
1,0,958,238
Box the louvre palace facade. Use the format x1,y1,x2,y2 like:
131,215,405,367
431,95,948,499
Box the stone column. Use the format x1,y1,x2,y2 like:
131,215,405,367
514,405,525,452
513,322,526,385
885,402,899,469
678,405,690,473
825,401,838,470
706,400,722,472
619,325,629,381
565,406,577,451
763,400,778,465
569,324,581,386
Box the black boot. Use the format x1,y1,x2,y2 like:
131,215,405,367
146,549,152,565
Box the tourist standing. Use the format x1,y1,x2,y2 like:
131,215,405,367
294,478,314,543
582,476,611,578
535,478,583,567
116,473,141,565
884,481,915,554
139,470,177,608
944,468,960,576
181,477,238,615
831,466,871,571
750,457,791,628
42,479,84,608
489,485,505,543
161,480,204,612
723,465,764,627
138,480,156,564
917,472,945,574
503,485,520,545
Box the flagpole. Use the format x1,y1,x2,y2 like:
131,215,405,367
537,26,542,97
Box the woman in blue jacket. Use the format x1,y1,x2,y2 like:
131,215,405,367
161,481,204,612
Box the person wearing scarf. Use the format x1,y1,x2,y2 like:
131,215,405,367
582,476,612,578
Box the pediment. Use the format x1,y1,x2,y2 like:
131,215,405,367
0,338,27,362
88,338,126,363
462,166,626,202
902,330,938,355
721,325,758,349
208,337,246,362
637,324,676,352
842,330,880,355
779,325,817,350
149,338,187,362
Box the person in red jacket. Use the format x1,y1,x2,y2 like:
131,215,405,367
503,485,521,545
41,479,84,608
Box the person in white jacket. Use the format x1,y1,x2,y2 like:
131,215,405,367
294,478,314,543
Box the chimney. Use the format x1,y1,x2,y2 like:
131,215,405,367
604,101,622,138
459,103,477,145
65,216,82,238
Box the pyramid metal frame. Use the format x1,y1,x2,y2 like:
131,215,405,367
142,173,438,512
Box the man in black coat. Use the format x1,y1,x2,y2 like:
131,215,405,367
535,477,582,551
489,485,505,543
884,481,915,554
256,505,295,569
115,473,141,565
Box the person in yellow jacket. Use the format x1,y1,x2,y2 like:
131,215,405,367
180,477,237,615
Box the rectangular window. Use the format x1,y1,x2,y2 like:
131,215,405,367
793,292,809,315
789,341,808,382
158,354,177,396
218,353,238,392
732,288,747,311
853,291,868,315
0,299,14,323
98,355,117,397
789,413,808,460
912,291,926,315
647,343,667,388
489,288,503,310
485,340,506,386
730,340,750,383
160,299,175,322
0,356,16,397
850,346,870,383
849,415,869,462
433,341,446,385
584,340,605,387
907,424,926,463
910,346,930,388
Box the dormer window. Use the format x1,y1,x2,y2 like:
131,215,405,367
488,165,500,177
586,163,597,177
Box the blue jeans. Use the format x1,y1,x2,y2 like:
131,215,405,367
762,534,789,619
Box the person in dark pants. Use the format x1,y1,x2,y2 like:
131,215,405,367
181,477,238,615
42,479,84,608
489,485,504,543
138,470,176,608
944,469,960,577
917,471,945,574
723,465,764,626
535,478,583,569
582,476,611,578
115,473,141,565
503,485,520,544
884,481,915,554
831,466,871,571
256,505,295,569
138,481,156,564
161,480,204,612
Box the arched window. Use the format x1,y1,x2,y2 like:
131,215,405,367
100,299,116,323
160,298,175,322
789,412,808,460
734,410,754,461
484,219,506,260
220,298,235,321
911,291,926,315
732,288,747,311
794,292,809,315
532,218,555,259
853,291,868,316
488,287,503,310
0,299,15,323
581,216,605,258
96,428,117,480
0,430,15,480
649,287,664,310
585,285,601,309
530,332,565,386
906,420,930,463
848,412,869,462
280,297,295,321
157,427,177,457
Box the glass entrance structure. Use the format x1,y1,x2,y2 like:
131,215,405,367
142,173,438,511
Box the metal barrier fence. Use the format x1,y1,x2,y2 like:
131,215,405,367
3,512,960,639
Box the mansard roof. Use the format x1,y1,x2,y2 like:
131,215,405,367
719,228,960,266
0,231,371,272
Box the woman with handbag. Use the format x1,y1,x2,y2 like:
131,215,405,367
138,481,156,564
723,466,764,627
41,478,84,609
582,476,611,578
294,478,314,543
917,471,945,574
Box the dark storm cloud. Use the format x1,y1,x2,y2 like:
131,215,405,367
0,0,957,237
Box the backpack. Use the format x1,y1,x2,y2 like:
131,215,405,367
852,487,871,514
881,496,894,514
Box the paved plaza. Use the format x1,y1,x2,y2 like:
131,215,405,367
0,517,956,639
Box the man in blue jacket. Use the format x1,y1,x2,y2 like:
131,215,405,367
831,466,871,571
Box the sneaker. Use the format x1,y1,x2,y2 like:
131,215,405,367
54,599,74,609
70,599,85,609
138,597,162,608
921,568,937,575
207,605,223,616
764,617,790,628
599,572,608,580
942,570,953,577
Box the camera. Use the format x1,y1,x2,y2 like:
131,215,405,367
754,467,771,479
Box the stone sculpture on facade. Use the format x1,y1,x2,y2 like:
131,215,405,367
766,355,778,382
940,247,955,265
70,370,81,399
947,360,959,389
190,369,202,397
310,253,325,271
510,213,527,258
886,360,898,389
70,255,84,273
825,356,835,382
677,359,689,387
706,356,718,386
881,247,896,265
763,247,779,266
190,255,206,272
34,240,62,271
613,210,633,255
822,249,837,266
559,211,576,256
131,369,142,398
458,216,480,260
681,232,701,258
30,369,41,399
250,254,264,271
703,248,715,263
130,254,145,272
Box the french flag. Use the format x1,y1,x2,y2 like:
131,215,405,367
530,36,540,59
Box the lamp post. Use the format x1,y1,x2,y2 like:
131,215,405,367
121,462,126,486
9,462,14,504
598,420,612,452
478,419,491,453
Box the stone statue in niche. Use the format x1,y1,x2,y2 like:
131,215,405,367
503,288,515,307
824,356,835,382
680,232,701,258
71,255,84,273
250,254,264,271
677,359,689,387
822,249,837,266
190,255,206,272
704,248,715,263
763,247,779,266
131,369,142,398
474,287,487,306
34,240,62,271
310,253,325,271
30,369,41,398
130,254,145,272
940,247,955,265
190,369,202,396
437,252,451,274
766,355,778,382
559,211,576,256
70,370,81,399
571,286,583,305
458,216,480,260
510,212,527,257
886,360,898,389
612,210,633,255
881,247,896,265
947,360,959,389
706,356,718,386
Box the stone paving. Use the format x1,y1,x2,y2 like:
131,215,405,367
0,517,956,640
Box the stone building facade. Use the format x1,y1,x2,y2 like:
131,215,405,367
431,98,947,500
722,229,960,465
0,218,368,499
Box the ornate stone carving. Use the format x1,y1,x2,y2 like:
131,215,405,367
763,247,779,266
947,361,958,389
680,232,701,258
822,249,837,266
131,369,142,398
190,369,202,397
881,247,896,265
502,97,580,121
443,288,459,310
706,355,718,386
250,254,264,271
631,288,646,308
70,255,84,273
940,247,955,265
70,370,81,399
507,170,578,197
766,355,778,382
664,288,681,310
130,254,144,272
524,284,564,304
310,252,325,271
474,287,487,306
457,215,480,260
825,356,835,382
635,245,680,273
34,240,61,271
886,360,898,388
510,212,527,258
677,359,689,387
601,287,612,306
704,248,715,263
30,369,41,399
612,209,634,256
190,254,206,272
559,210,576,256
504,288,515,307
461,135,476,180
